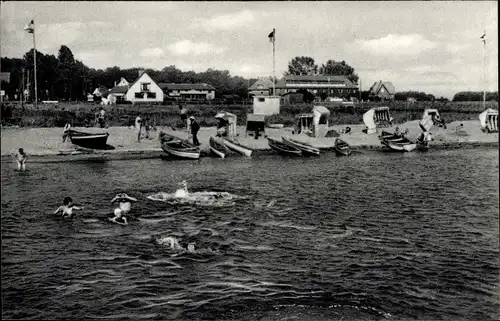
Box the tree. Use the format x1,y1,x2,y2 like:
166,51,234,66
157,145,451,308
319,59,359,84
285,56,318,76
57,45,76,100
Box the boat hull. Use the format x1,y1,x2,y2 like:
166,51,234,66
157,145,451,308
267,137,302,156
209,137,230,158
282,137,320,156
333,138,352,156
67,130,109,149
381,140,417,152
161,144,200,159
222,138,253,157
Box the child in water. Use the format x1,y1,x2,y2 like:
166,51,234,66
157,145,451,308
108,193,137,226
13,148,28,171
54,197,84,218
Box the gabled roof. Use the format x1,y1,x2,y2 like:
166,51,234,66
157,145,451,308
369,81,395,95
275,75,357,89
109,85,129,94
158,83,216,91
249,78,273,90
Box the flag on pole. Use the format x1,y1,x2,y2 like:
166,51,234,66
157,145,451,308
268,29,275,43
24,19,34,33
480,31,486,44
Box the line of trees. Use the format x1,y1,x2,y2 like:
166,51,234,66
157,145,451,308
452,91,498,102
1,45,259,102
284,56,359,84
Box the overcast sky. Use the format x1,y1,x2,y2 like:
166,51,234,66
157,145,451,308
1,1,497,98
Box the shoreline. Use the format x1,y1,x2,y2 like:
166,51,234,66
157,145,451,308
1,120,498,163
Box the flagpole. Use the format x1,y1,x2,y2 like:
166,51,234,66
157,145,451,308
33,18,38,108
482,30,486,110
272,28,275,96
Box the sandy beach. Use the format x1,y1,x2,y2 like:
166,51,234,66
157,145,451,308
1,120,497,162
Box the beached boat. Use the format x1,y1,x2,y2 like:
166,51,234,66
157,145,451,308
281,137,320,156
333,138,352,156
381,137,417,152
267,137,302,156
159,131,200,159
209,137,230,158
64,129,109,149
221,137,253,157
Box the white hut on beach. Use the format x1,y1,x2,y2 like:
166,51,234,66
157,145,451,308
479,109,498,133
363,107,392,134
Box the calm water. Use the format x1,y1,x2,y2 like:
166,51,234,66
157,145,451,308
2,149,499,320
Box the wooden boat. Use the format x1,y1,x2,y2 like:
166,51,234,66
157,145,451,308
381,137,417,152
282,137,320,156
267,137,302,156
333,138,352,156
221,137,253,157
64,129,109,149
209,137,230,158
378,130,404,141
159,131,200,159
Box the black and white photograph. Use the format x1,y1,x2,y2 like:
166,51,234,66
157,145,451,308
1,1,498,320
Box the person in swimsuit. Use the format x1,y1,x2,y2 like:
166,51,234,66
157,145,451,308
54,197,84,218
174,181,189,198
109,193,137,225
13,148,28,171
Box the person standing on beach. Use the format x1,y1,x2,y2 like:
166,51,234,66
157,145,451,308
135,115,142,142
13,148,28,171
189,116,200,146
98,107,106,128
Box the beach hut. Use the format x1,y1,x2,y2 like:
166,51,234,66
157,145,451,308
479,109,498,133
420,109,446,132
246,114,266,138
215,111,237,138
293,105,331,138
363,107,392,134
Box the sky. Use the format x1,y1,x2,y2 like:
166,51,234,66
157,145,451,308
1,1,497,98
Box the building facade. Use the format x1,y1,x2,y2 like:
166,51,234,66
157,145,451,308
248,77,274,96
275,75,359,99
159,83,215,101
369,80,395,100
125,72,164,103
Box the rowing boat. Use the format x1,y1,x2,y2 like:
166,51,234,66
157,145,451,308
64,129,109,149
209,137,230,158
267,137,302,156
333,138,352,156
281,137,320,156
159,131,200,159
221,137,253,157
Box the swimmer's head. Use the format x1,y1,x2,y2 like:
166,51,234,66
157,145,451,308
18,148,24,154
114,208,123,217
63,197,73,205
187,242,196,253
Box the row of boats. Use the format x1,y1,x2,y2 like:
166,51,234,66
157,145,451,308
159,131,352,159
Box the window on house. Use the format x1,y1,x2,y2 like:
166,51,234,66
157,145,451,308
147,92,156,99
141,83,151,92
258,97,265,102
135,92,143,99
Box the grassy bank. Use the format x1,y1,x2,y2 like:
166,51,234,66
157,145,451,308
1,101,497,128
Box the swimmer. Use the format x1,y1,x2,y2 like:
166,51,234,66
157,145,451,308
174,180,189,198
110,193,137,216
108,209,128,226
53,197,84,218
13,148,28,171
156,236,197,253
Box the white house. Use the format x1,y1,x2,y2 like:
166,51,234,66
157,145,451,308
252,96,280,115
125,71,164,103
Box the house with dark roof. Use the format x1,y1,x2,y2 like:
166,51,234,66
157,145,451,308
248,77,274,96
158,83,215,101
369,80,395,100
275,75,359,99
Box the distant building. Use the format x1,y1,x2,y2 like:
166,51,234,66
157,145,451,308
275,75,359,99
158,83,215,101
248,77,274,96
125,71,164,103
92,85,109,98
108,85,128,104
369,80,395,100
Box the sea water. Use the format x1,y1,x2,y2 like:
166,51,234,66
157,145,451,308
1,149,499,320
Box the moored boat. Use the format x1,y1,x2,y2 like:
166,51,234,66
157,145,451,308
159,131,200,159
333,138,352,156
221,137,253,157
281,137,320,156
267,137,302,156
64,129,109,149
209,137,230,158
381,137,417,152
